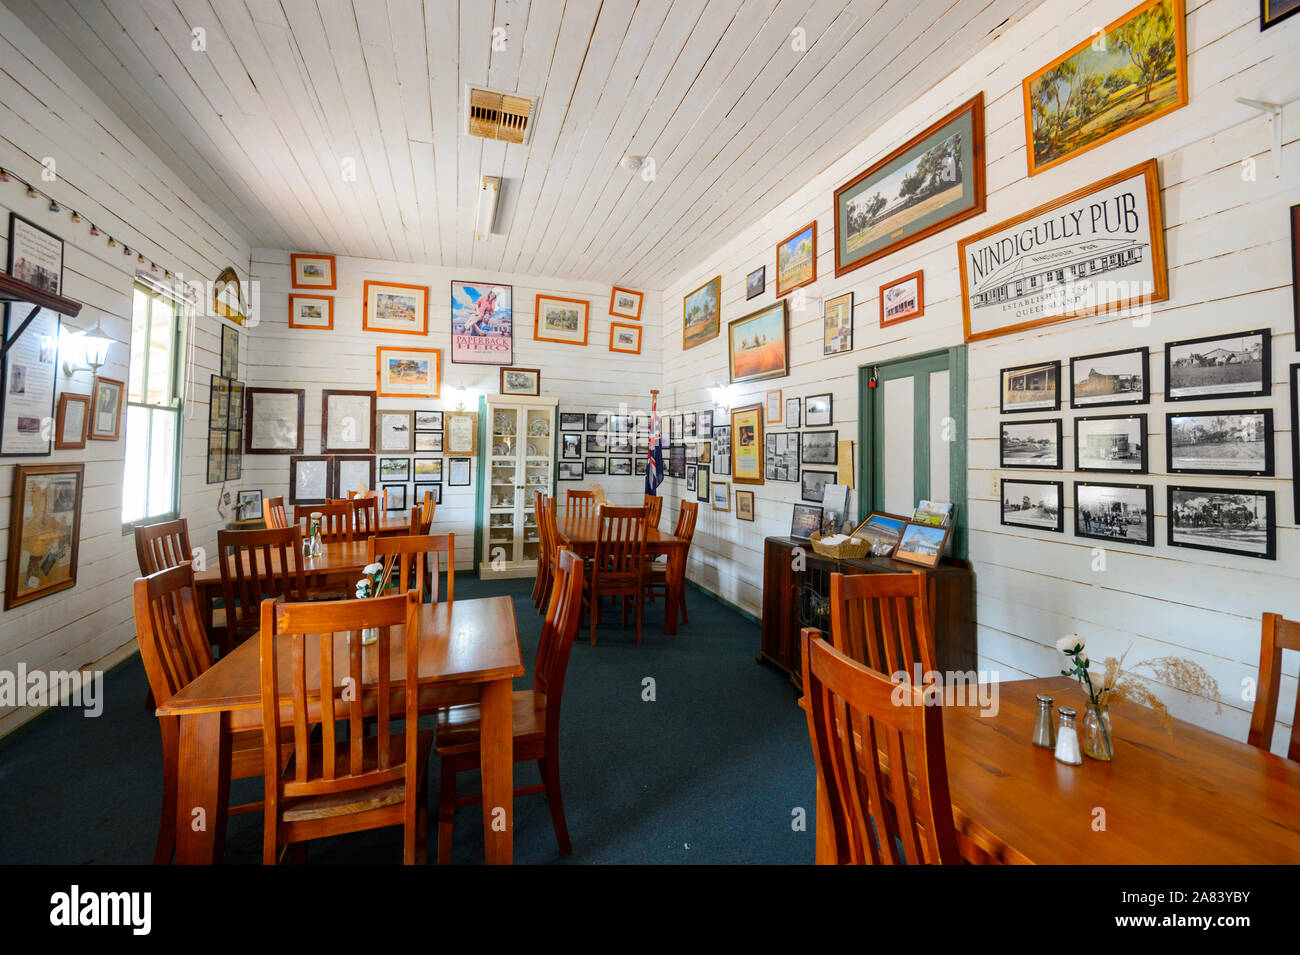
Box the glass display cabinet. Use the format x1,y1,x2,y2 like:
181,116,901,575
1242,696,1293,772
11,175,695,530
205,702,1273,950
479,395,557,578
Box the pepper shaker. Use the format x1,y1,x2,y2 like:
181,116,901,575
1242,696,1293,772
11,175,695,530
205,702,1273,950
1032,693,1056,749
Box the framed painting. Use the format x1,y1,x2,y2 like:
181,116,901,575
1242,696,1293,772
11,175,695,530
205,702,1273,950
289,455,332,505
288,293,333,330
1024,0,1187,177
245,387,304,453
1000,479,1064,533
833,94,985,277
1165,329,1269,401
4,463,83,610
363,280,428,336
747,266,765,300
610,323,642,354
413,457,443,482
88,375,125,441
728,300,788,384
879,270,924,327
683,276,721,350
731,403,764,485
1168,485,1274,560
1070,346,1149,407
893,520,952,568
500,367,540,396
451,281,512,364
609,286,643,321
376,346,440,398
290,253,336,290
735,489,755,521
55,393,89,450
775,222,817,298
1262,0,1300,28
321,389,375,453
823,292,853,355
534,294,589,346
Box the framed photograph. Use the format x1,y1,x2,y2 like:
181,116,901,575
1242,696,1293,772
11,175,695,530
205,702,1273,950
245,387,303,453
534,294,589,346
377,409,414,453
610,323,642,354
698,410,713,438
560,412,585,431
765,431,800,482
206,430,226,484
384,484,408,512
686,465,697,493
635,414,652,433
609,457,633,476
220,325,239,378
55,393,89,450
696,441,711,465
321,389,375,453
379,456,410,482
834,94,985,277
801,468,837,505
765,390,783,424
289,455,332,505
225,431,243,481
731,404,764,485
822,291,853,356
4,463,83,610
684,412,697,439
880,270,924,327
1070,347,1149,407
290,253,336,289
849,512,907,554
586,457,607,476
713,425,731,475
1000,479,1064,532
1075,481,1154,546
1165,329,1269,401
609,286,643,321
667,445,685,480
785,397,801,428
1076,414,1148,473
447,458,471,486
1001,361,1060,414
802,429,838,465
736,489,755,521
776,221,817,298
1263,0,1300,28
1024,0,1187,177
376,346,440,399
1,307,60,456
88,375,125,441
728,300,789,384
635,458,647,476
363,280,428,336
236,489,263,521
712,480,730,511
1169,485,1275,559
696,466,710,502
412,482,439,506
587,412,609,433
416,410,443,430
585,432,608,454
228,381,245,432
804,393,833,427
1166,410,1273,476
208,375,230,429
683,276,721,350
561,433,582,459
558,461,584,481
1000,418,1063,469
412,457,443,482
1293,205,1300,337
500,366,540,396
960,159,1168,343
609,433,633,455
790,503,822,539
8,212,64,293
746,267,765,300
415,431,443,452
288,293,333,330
894,521,952,568
449,281,512,364
445,411,479,455
334,455,375,495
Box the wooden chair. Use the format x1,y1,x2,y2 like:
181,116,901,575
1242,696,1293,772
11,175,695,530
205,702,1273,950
828,571,936,676
645,500,698,627
643,494,664,530
293,501,353,543
436,549,585,863
532,492,556,611
588,505,649,645
134,517,227,674
366,533,455,605
333,496,377,536
264,496,288,529
259,591,431,864
132,563,290,864
1248,613,1300,762
801,628,961,865
566,488,597,521
217,527,309,652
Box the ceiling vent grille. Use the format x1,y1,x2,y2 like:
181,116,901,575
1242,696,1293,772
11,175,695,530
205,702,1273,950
467,88,533,144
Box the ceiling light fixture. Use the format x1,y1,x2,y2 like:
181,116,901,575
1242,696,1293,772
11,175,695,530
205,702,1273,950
476,176,501,239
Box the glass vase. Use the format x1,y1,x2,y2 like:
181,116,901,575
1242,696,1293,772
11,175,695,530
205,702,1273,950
1081,703,1113,761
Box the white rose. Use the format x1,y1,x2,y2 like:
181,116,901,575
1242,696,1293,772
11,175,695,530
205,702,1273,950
362,562,383,575
1056,635,1081,654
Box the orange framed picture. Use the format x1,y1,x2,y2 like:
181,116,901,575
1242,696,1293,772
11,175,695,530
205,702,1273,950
363,280,428,336
376,346,441,398
879,270,925,327
534,294,589,346
609,286,643,321
290,253,336,290
775,221,817,298
288,293,334,330
55,392,89,450
609,322,642,354
765,389,782,424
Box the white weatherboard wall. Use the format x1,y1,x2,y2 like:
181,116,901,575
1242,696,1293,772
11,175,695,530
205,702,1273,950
246,250,664,569
0,5,250,735
661,0,1300,747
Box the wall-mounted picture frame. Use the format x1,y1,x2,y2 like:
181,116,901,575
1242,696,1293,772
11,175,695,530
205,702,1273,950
290,253,336,290
731,403,764,485
416,410,443,431
1,306,60,456
363,280,428,336
686,464,697,492
585,433,608,454
790,503,823,539
1000,479,1064,532
1165,329,1269,401
834,93,985,277
289,454,332,505
333,455,375,495
5,463,83,611
765,430,800,482
1075,481,1154,546
801,468,837,505
713,425,731,476
879,270,924,327
558,461,584,481
999,418,1063,469
55,393,89,450
376,346,440,399
447,457,472,487
696,441,710,465
746,267,765,300
245,387,304,453
1070,346,1149,408
450,281,512,364
1263,0,1300,28
378,456,410,482
1001,361,1060,414
8,212,64,293
535,294,589,346
765,389,783,424
1023,0,1187,177
208,375,230,430
384,483,408,512
377,409,415,454
220,324,239,378
610,323,642,354
412,457,443,483
206,430,226,484
561,433,582,459
775,221,817,298
1292,363,1300,525
823,292,853,355
712,480,730,511
444,411,478,456
586,457,607,476
609,457,633,476
609,433,634,455
415,431,442,452
321,389,376,453
785,397,801,429
696,465,710,502
683,276,721,350
804,393,833,427
1076,414,1148,473
1169,485,1274,559
588,412,610,433
1166,410,1273,476
88,374,125,441
736,489,755,521
225,431,243,481
894,520,952,568
801,430,838,465
560,412,585,431
228,381,245,432
415,481,443,505
288,293,334,330
728,300,789,384
500,366,540,396
684,412,697,439
698,410,712,439
609,286,643,321
1291,204,1300,337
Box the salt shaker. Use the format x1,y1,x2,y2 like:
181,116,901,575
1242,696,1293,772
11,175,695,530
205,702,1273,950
1054,706,1083,766
1032,693,1056,749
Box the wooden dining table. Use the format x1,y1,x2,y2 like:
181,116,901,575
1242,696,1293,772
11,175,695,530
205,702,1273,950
555,508,689,635
814,675,1300,864
157,596,525,864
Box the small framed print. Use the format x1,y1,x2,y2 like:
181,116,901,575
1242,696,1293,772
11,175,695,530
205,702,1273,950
1001,361,1060,414
288,293,333,330
1166,409,1273,476
999,418,1063,469
363,280,429,335
609,457,633,476
635,458,647,476
384,483,408,512
586,457,607,476
635,414,652,433
805,393,833,427
775,221,817,298
880,270,925,327
766,389,783,424
697,441,711,465
686,465,697,492
55,393,89,449
585,433,608,454
535,294,590,346
415,481,442,505
1075,414,1147,473
245,387,304,453
609,286,643,321
333,455,375,495
746,266,765,300
500,367,540,396
377,346,441,398
5,463,84,611
228,381,245,431
206,430,226,484
609,322,642,354
413,457,443,482
322,389,376,453
609,433,633,455
1075,482,1154,547
561,412,585,431
561,433,583,459
558,461,584,481
224,431,243,481
448,458,472,486
801,429,837,465
290,253,336,290
415,410,443,430
379,456,410,482
736,489,755,521
684,412,697,440
445,411,478,455
377,410,415,453
289,455,332,505
801,468,837,505
415,431,443,452
785,397,801,428
698,410,713,438
712,480,730,511
790,503,822,539
684,276,722,350
696,466,710,502
88,375,125,441
824,292,853,355
236,489,263,520
1164,329,1270,401
893,521,952,568
221,325,239,377
209,375,230,429
1168,485,1275,559
1000,478,1064,532
587,412,610,433
849,512,907,555
1070,346,1149,408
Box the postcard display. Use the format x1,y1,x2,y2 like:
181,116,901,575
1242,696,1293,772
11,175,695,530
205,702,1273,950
480,394,557,579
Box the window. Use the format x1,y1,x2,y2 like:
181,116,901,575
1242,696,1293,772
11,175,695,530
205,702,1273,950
121,282,186,527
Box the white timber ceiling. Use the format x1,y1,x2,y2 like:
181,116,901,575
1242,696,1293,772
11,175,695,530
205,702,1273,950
3,0,1043,289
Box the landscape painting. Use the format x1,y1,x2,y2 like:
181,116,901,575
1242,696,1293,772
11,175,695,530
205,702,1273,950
775,222,816,297
728,301,788,385
683,276,721,349
363,280,428,335
1023,0,1187,176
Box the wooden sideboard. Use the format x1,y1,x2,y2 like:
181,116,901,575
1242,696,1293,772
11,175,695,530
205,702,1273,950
759,536,976,689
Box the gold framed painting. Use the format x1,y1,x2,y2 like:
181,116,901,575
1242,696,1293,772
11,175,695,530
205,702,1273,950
775,221,816,298
5,463,84,610
1262,0,1300,29
728,300,789,385
1023,0,1187,177
534,294,589,346
363,280,428,335
683,276,721,350
730,403,764,485
376,346,440,398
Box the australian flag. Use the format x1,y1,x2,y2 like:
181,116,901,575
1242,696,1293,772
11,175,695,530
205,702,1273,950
644,395,664,496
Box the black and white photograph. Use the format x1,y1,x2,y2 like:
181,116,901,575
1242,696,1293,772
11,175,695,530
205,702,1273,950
586,412,609,432
585,457,606,475
1165,329,1269,401
560,412,585,431
558,461,583,481
805,393,833,427
610,414,631,433
636,414,651,433
801,429,838,465
585,432,608,454
1000,479,1063,532
698,410,712,438
415,410,443,430
608,457,633,476
668,445,686,478
999,418,1062,469
669,414,681,444
1074,482,1153,546
1168,486,1275,560
635,458,647,476
713,425,731,476
686,465,696,492
1075,414,1147,473
765,431,800,482
801,468,836,505
785,397,801,428
1000,361,1060,413
684,412,697,439
561,433,582,459
608,433,633,454
1166,410,1273,476
1070,347,1149,408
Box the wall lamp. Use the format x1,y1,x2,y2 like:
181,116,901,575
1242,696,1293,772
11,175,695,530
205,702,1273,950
61,318,113,376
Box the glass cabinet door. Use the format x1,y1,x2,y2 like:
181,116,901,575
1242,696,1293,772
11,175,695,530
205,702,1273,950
522,407,553,564
489,407,521,565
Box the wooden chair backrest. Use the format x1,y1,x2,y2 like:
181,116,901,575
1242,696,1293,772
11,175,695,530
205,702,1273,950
566,489,597,521
673,500,699,547
533,549,585,739
134,518,193,575
828,571,936,677
264,496,288,529
294,501,354,543
217,528,309,643
1248,612,1300,762
593,506,648,577
367,533,455,604
536,493,556,564
132,562,213,705
419,490,435,528
259,593,421,831
336,497,378,536
643,494,663,529
801,629,960,865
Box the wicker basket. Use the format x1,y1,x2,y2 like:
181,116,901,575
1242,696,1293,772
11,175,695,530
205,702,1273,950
809,531,871,560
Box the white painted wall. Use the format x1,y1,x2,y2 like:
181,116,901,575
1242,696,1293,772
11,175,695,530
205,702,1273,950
660,0,1300,748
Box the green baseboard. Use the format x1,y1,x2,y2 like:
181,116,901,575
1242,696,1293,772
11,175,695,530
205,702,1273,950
683,577,761,625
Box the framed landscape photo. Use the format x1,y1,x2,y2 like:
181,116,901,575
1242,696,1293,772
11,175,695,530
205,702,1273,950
245,387,304,453
288,293,333,330
1070,346,1149,407
1000,479,1064,532
893,521,951,568
1001,361,1060,414
55,393,89,450
728,300,789,384
1166,410,1273,476
801,468,836,505
731,403,764,485
88,375,125,441
1168,485,1275,559
415,431,442,452
290,253,336,290
609,323,642,354
1164,329,1269,401
609,286,643,321
790,503,822,539
805,393,833,427
1075,481,1154,546
585,432,608,454
802,430,838,465
558,461,583,481
609,457,633,476
416,410,443,431
775,222,817,298
736,490,755,521
879,270,924,327
1023,0,1187,177
500,367,540,396
586,457,607,476
535,294,589,346
289,455,332,505
999,418,1063,469
321,389,375,453
833,93,985,277
5,463,83,611
333,455,375,495
1076,414,1148,473
746,266,765,300
560,412,585,431
377,409,415,453
824,292,853,356
376,346,440,399
363,280,428,336
683,276,721,350
588,412,610,433
451,281,512,364
414,457,444,482
849,513,907,555
378,456,410,482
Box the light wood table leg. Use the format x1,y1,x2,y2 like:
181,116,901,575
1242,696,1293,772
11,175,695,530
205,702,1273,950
479,678,513,865
173,711,231,865
664,546,682,635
